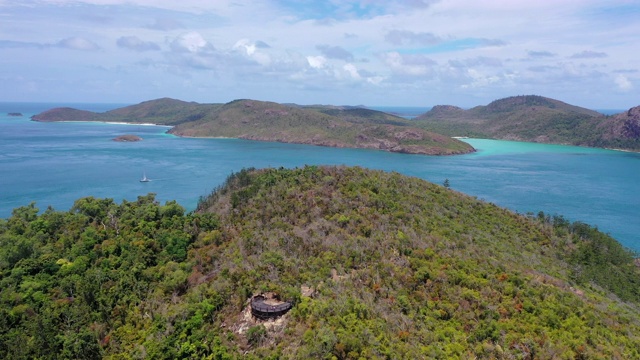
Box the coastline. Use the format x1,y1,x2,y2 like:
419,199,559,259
51,120,172,127
32,118,637,155
173,134,235,139
37,118,472,155
171,132,475,156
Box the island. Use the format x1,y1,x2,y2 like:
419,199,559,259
112,134,142,142
7,112,23,117
31,98,475,156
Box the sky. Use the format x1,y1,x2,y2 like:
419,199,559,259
1,0,638,108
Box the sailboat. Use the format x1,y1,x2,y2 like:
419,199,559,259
140,172,151,182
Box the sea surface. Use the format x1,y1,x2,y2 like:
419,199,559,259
1,103,638,251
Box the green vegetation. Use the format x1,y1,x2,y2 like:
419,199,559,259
31,98,218,126
536,212,640,302
0,195,222,359
2,166,640,359
31,98,474,155
415,95,640,151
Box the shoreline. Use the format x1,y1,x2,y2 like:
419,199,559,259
32,119,639,155
52,120,173,127
39,119,471,155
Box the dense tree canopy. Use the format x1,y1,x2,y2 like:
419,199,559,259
1,166,639,359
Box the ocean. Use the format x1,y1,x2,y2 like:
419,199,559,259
1,102,638,251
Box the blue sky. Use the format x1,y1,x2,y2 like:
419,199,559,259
0,0,638,108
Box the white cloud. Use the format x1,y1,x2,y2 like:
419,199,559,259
570,50,608,59
461,69,502,88
146,18,184,31
527,51,555,58
381,52,436,76
234,39,256,55
306,55,327,69
233,39,272,66
615,74,633,91
170,32,214,53
117,36,160,51
57,37,100,51
385,30,442,46
317,44,354,61
343,63,361,79
1,0,639,107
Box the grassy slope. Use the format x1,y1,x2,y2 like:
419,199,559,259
1,166,640,359
31,98,473,155
415,95,640,150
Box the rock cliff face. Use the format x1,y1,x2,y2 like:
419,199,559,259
597,105,640,141
622,106,640,139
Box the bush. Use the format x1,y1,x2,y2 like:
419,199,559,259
246,325,267,346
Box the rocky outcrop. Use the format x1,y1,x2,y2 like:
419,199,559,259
599,106,640,141
622,106,640,139
112,134,142,142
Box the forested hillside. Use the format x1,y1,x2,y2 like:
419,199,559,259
1,166,639,359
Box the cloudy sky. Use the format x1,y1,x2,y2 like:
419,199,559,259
1,0,638,108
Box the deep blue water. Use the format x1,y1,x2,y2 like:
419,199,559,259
1,103,638,251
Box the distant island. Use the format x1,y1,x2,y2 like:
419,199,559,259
112,134,142,142
414,95,640,152
31,98,474,156
7,112,22,117
31,95,640,153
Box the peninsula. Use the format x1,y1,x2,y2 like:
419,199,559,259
414,95,640,151
31,98,474,156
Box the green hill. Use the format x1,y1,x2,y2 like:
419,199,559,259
31,98,219,126
168,99,472,155
1,166,639,359
415,95,640,151
104,98,217,125
31,98,473,155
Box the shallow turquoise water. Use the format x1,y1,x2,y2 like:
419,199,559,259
1,104,638,250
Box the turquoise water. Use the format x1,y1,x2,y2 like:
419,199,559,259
1,103,638,251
